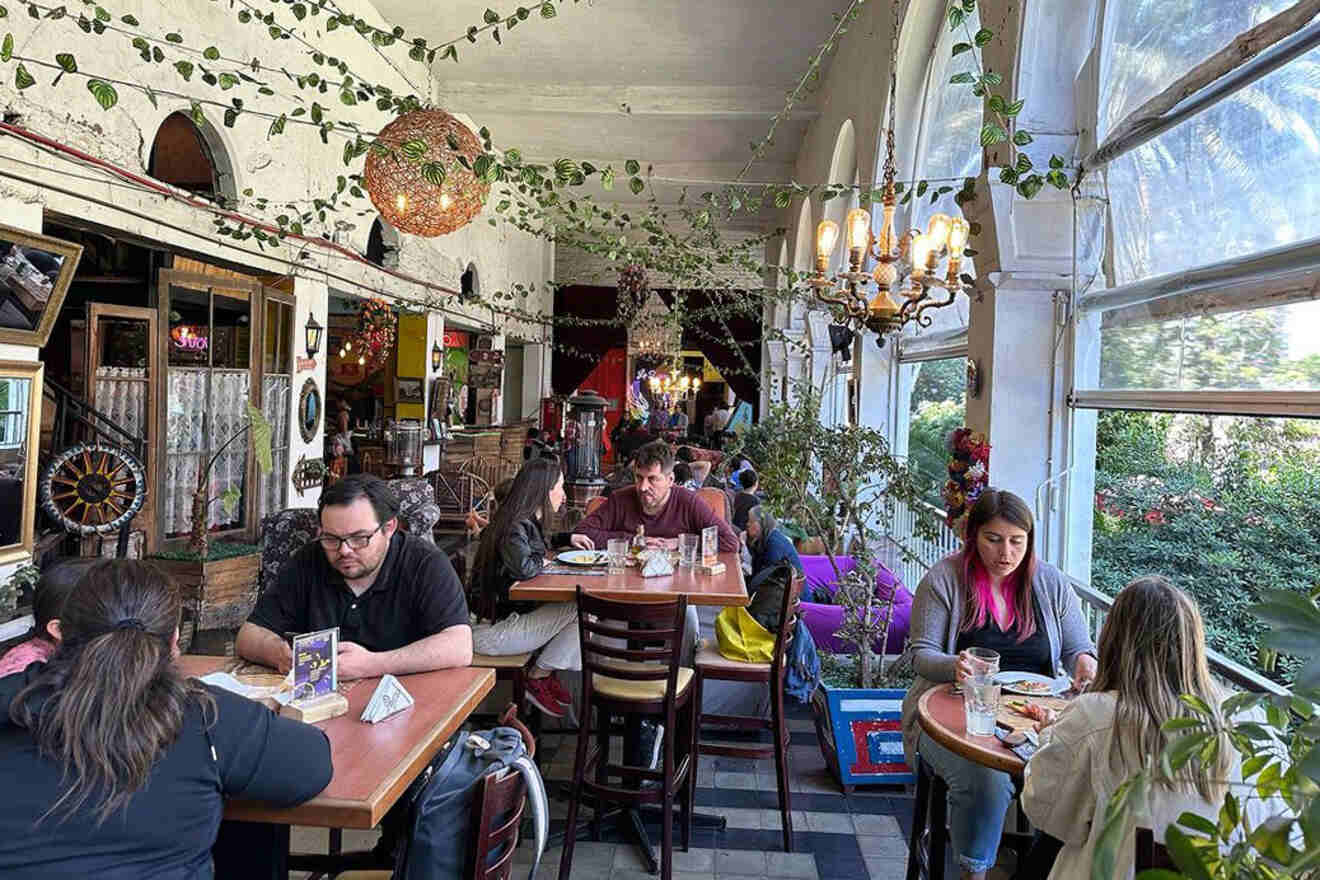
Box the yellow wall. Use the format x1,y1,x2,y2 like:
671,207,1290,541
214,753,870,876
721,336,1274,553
396,313,427,420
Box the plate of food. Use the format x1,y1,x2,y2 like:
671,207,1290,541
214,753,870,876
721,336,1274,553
556,549,608,566
993,671,1068,696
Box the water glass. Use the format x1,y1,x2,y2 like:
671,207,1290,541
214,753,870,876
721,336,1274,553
606,538,630,574
966,647,1000,683
963,680,1001,737
678,533,699,568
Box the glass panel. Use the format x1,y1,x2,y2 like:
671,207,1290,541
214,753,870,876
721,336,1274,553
94,315,150,454
1099,0,1291,139
164,368,207,538
0,377,30,546
97,317,150,371
259,373,291,521
1097,300,1320,391
212,292,251,370
209,370,251,531
264,300,294,374
1107,44,1320,285
918,5,984,181
906,357,967,506
1090,410,1320,684
168,285,210,367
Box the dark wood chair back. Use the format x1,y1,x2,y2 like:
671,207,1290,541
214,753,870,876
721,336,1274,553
695,486,728,521
770,573,806,681
463,705,536,880
585,495,607,516
1135,827,1176,870
574,586,688,696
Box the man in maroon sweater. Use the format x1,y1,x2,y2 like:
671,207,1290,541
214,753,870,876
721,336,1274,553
571,441,740,552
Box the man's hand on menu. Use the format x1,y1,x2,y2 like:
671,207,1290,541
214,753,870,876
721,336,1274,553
570,534,595,550
275,640,293,675
336,641,380,680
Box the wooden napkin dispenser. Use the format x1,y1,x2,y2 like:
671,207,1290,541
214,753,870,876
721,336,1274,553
280,692,350,723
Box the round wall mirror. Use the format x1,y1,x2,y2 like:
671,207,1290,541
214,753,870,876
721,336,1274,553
299,378,321,443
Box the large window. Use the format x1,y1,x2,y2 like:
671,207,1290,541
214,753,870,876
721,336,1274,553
260,297,294,521
917,5,983,183
0,378,27,449
905,356,967,507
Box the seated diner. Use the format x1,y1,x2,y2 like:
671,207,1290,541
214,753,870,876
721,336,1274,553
902,488,1096,880
236,473,473,678
471,457,578,718
0,560,332,878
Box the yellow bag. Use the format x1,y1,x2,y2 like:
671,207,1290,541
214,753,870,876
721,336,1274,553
714,606,776,663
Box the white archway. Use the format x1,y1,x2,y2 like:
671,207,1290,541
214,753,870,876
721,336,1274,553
822,119,858,273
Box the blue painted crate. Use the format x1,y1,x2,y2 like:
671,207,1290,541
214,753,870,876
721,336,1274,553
822,684,914,786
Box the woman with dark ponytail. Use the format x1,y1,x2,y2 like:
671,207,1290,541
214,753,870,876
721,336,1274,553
0,559,332,878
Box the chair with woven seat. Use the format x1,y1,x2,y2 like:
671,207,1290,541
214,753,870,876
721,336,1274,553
560,587,696,880
687,571,804,852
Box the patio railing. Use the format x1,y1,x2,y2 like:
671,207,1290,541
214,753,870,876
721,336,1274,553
881,503,1289,697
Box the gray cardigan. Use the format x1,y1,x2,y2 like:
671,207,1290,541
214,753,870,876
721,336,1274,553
900,555,1095,765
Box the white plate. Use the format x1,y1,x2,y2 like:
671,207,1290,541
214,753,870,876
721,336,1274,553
992,671,1068,696
556,550,607,566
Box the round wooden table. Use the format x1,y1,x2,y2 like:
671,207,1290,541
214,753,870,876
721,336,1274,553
916,682,1025,775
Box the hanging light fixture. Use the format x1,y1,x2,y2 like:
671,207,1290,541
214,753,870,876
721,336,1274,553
304,313,323,359
431,340,443,372
807,0,971,346
363,108,491,237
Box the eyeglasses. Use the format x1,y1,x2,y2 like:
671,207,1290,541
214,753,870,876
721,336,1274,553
317,524,384,552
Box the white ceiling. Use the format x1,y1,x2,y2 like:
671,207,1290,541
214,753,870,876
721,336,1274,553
369,0,845,228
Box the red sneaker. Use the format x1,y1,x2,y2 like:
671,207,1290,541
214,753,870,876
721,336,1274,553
524,676,567,717
543,673,573,709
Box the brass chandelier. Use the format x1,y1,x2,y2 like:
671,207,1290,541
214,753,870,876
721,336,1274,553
806,0,970,345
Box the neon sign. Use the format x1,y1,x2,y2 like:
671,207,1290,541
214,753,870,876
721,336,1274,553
171,325,209,351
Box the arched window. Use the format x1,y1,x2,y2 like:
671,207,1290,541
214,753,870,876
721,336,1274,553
914,5,983,184
366,218,400,269
148,111,234,202
460,263,479,302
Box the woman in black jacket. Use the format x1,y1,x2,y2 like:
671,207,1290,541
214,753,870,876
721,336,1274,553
470,457,577,717
0,560,331,879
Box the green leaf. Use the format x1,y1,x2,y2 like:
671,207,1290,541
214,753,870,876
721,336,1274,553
218,73,238,90
174,60,194,81
268,113,287,137
774,189,791,209
483,7,500,23
629,176,645,195
246,403,273,474
948,5,964,29
952,42,971,56
223,108,238,128
339,89,356,105
916,180,929,197
401,138,427,160
420,161,446,186
601,166,614,190
998,167,1018,185
625,159,640,175
1003,99,1024,117
54,52,76,73
14,63,34,90
979,123,1006,147
473,154,494,180
949,72,974,85
441,44,458,62
1015,153,1032,172
988,95,1006,113
1177,812,1219,839
1046,169,1069,189
1013,130,1034,146
310,103,323,124
1163,827,1213,880
982,71,1004,86
143,85,158,108
203,46,220,61
540,1,557,18
189,100,204,126
84,77,117,110
1,34,11,63
974,27,993,47
165,31,182,43
120,13,138,25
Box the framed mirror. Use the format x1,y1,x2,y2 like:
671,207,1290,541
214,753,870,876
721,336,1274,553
0,225,83,347
0,361,43,563
299,377,321,443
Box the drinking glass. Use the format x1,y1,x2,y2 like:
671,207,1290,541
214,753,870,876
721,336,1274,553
607,538,630,574
965,647,1000,683
678,533,699,568
963,680,1001,737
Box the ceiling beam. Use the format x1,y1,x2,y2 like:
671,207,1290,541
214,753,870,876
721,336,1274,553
432,81,819,121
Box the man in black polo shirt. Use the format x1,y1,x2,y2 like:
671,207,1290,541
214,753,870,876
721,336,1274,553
236,474,472,677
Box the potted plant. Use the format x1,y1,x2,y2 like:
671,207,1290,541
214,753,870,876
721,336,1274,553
735,382,940,790
1092,587,1320,879
150,403,273,635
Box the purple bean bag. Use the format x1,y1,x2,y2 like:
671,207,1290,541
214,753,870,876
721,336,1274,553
800,555,913,654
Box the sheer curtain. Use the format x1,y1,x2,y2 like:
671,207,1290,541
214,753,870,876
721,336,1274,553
260,374,290,522
164,369,251,537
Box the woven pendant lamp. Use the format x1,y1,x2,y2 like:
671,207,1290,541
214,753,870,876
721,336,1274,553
364,109,491,237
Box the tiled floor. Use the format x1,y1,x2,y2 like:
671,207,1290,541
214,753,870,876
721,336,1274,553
288,705,1019,880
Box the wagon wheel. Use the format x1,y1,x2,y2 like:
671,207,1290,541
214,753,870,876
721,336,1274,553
40,442,147,535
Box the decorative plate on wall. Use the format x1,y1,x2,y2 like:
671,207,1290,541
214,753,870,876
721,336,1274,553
299,378,322,443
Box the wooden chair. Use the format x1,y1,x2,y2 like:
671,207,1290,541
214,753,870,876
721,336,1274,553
359,446,387,478
695,486,728,522
340,705,536,880
1135,827,1176,870
560,587,696,880
584,495,607,516
688,572,804,852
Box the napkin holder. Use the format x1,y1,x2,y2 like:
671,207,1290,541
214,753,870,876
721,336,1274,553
639,551,675,578
280,692,349,723
695,560,726,575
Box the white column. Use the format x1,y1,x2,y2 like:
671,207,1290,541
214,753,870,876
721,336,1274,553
423,311,445,473
289,277,328,504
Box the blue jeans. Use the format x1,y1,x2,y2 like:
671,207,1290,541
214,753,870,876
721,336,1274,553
918,732,1015,874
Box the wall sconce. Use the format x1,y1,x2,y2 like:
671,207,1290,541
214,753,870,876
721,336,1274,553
431,340,443,373
304,314,323,359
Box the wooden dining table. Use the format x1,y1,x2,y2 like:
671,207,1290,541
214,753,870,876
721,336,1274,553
509,550,750,606
177,655,495,829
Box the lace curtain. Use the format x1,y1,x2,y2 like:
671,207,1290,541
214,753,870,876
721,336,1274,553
93,368,147,446
164,368,250,537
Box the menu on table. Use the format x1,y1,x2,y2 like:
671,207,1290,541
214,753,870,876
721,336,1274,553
291,626,338,703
